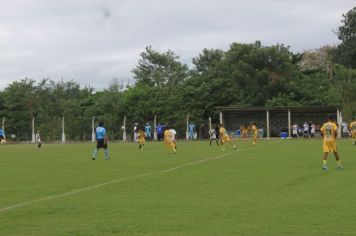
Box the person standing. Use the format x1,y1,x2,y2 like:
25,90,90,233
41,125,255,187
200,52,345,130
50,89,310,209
145,123,152,141
188,122,195,140
320,116,342,170
303,122,309,138
251,122,258,145
292,123,299,138
310,123,316,138
36,130,42,149
92,121,109,160
157,123,164,141
341,120,350,138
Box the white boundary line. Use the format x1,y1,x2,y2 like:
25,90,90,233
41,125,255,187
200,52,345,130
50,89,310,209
0,140,280,214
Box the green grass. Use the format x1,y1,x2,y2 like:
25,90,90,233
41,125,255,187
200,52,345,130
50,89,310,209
0,139,355,236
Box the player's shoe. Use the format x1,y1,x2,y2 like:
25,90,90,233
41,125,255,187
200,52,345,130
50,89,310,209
233,145,237,150
338,165,343,169
322,165,328,171
92,157,95,160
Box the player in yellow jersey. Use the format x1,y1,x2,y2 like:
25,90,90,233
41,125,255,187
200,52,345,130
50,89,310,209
320,116,342,170
164,126,176,154
219,124,236,150
137,127,146,149
350,117,356,145
251,122,258,145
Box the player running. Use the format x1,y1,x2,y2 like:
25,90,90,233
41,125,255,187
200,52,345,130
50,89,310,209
219,124,236,151
92,121,110,160
350,118,356,145
251,122,258,145
137,127,146,149
209,125,219,146
169,127,177,150
164,126,176,155
320,116,342,170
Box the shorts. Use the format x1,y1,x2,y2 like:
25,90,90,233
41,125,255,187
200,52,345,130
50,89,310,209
0,135,4,141
323,141,337,153
221,135,230,143
96,139,107,149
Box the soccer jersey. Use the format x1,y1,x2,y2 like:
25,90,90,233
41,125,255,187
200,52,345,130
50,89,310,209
96,127,106,140
209,129,216,139
188,124,195,133
145,125,151,137
138,130,146,144
251,125,258,137
320,122,337,142
350,121,356,137
311,125,316,134
169,129,177,141
303,123,309,132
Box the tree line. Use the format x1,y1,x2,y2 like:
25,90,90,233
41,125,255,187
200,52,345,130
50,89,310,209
0,7,355,141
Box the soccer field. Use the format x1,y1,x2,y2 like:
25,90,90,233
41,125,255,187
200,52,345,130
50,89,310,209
0,139,355,236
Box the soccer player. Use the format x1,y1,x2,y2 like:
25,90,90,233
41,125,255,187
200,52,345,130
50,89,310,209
0,127,5,144
188,122,195,140
169,127,177,149
36,130,42,149
303,122,309,138
251,122,258,145
137,127,146,149
164,126,176,154
133,123,139,142
209,126,219,146
310,122,316,138
292,123,298,138
341,120,350,138
320,116,342,170
219,124,236,151
242,124,248,139
350,118,356,145
157,123,164,141
145,123,152,141
92,121,110,160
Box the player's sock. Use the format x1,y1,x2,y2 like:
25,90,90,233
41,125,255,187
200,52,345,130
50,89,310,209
233,145,236,150
105,149,109,160
337,160,343,168
139,144,141,149
92,149,98,160
322,160,327,170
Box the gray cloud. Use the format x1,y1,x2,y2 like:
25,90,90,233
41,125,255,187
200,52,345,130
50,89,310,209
0,0,354,90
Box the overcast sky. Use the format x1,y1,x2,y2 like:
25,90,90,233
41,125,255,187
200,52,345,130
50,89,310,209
0,0,354,90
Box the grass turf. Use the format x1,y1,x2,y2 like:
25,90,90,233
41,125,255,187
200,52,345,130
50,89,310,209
0,139,355,235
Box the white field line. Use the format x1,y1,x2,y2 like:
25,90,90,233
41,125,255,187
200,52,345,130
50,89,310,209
0,140,280,214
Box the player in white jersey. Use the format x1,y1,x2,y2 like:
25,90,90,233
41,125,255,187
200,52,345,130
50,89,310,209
209,126,219,146
292,123,298,138
169,128,177,150
303,122,309,138
36,130,42,149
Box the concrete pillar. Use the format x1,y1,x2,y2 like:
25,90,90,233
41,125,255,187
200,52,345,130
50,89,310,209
153,115,157,141
209,117,212,130
1,117,5,139
31,117,35,143
61,116,66,143
91,116,96,142
123,115,127,141
186,113,189,140
266,109,270,139
337,109,341,138
219,112,223,125
288,109,291,138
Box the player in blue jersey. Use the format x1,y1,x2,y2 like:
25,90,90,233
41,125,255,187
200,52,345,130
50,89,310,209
145,123,152,141
0,128,5,144
188,122,195,140
92,121,110,160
